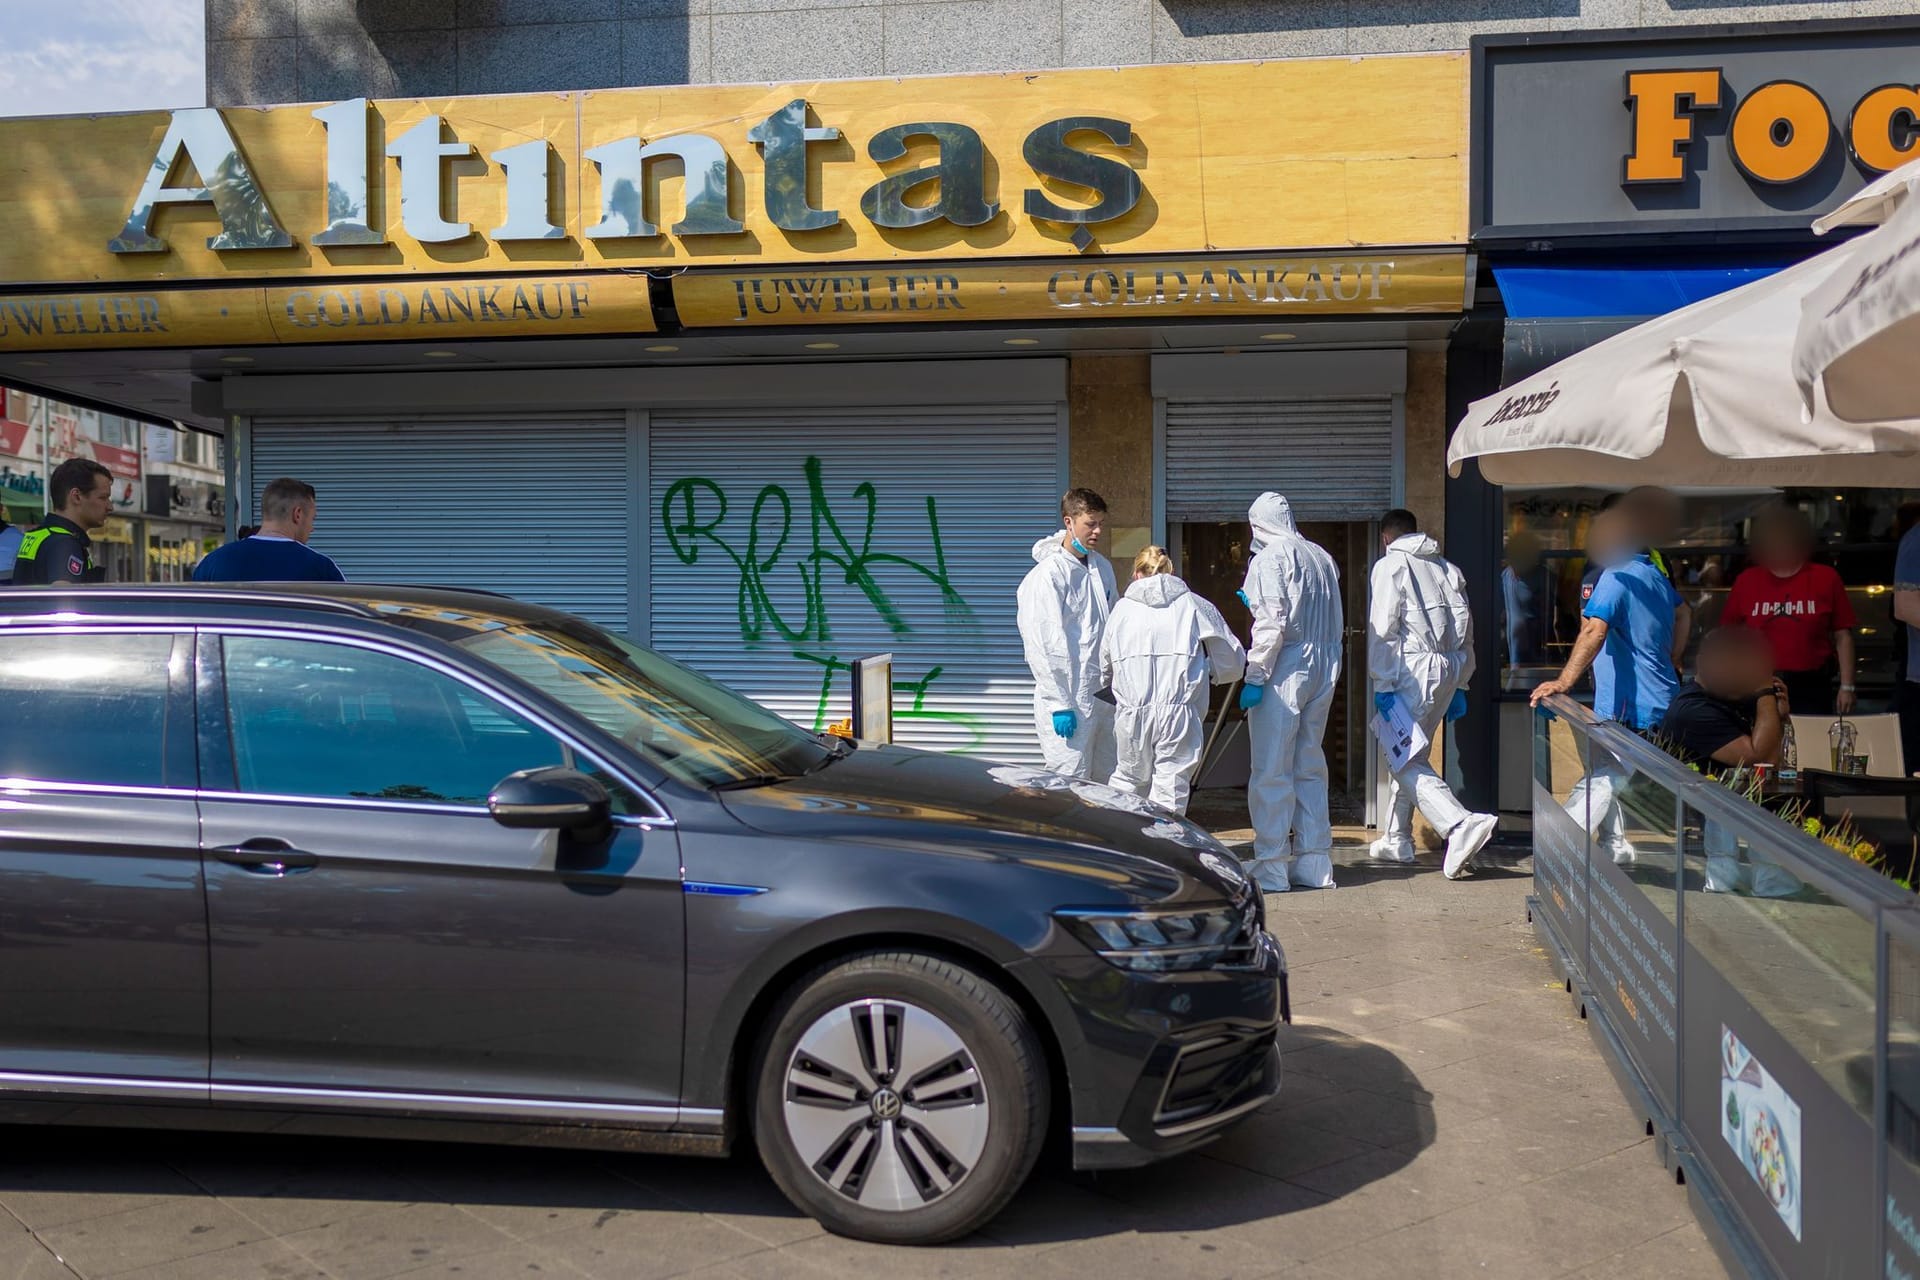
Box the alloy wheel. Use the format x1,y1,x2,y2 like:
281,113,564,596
781,998,990,1212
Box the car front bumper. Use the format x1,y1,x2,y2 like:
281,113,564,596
1051,926,1288,1171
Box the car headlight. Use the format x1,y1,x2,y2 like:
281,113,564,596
1055,905,1243,973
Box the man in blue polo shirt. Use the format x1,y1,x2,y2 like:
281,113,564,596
193,477,345,583
1532,507,1688,862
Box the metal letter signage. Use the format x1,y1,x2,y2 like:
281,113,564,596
311,98,384,247
1022,117,1141,228
583,134,744,239
108,107,292,253
860,123,999,229
385,116,474,244
489,140,564,241
748,100,842,233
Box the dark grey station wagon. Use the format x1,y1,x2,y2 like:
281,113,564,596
0,586,1284,1244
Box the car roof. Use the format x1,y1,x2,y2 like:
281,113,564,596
0,584,586,637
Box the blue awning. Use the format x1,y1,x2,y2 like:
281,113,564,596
1491,256,1802,320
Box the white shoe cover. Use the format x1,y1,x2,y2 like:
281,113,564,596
1703,856,1747,894
1289,852,1336,889
1443,813,1499,880
1750,861,1803,899
1368,837,1417,864
1247,857,1292,893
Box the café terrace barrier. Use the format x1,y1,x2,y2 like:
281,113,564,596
1530,694,1920,1280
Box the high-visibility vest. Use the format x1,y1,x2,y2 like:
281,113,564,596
13,524,95,581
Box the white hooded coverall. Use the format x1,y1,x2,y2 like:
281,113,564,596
1017,533,1118,780
1368,532,1475,856
1100,573,1246,814
1241,493,1344,889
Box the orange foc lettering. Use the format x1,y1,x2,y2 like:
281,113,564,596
1729,81,1830,184
1624,70,1920,191
1623,69,1723,184
1851,84,1920,173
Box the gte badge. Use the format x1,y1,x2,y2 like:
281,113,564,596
1622,70,1919,188
108,99,1146,255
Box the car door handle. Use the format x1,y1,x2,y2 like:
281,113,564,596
213,839,319,875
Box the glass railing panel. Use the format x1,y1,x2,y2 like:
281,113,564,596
1579,727,1681,1109
1884,914,1920,1279
1532,705,1592,978
1682,795,1880,1120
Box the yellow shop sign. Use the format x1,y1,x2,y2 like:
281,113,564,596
0,274,656,351
674,254,1469,326
0,56,1467,287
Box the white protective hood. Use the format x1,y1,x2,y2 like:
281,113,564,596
1249,492,1300,553
1241,491,1343,682
1125,573,1191,608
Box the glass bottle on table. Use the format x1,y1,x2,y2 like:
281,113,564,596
1829,716,1856,773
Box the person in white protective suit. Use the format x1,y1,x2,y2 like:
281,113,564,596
1100,545,1247,814
1238,492,1344,892
1017,488,1118,780
1365,509,1501,879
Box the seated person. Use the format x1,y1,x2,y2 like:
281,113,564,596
1660,627,1799,897
1661,627,1788,774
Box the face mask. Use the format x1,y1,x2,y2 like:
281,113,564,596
1070,536,1090,557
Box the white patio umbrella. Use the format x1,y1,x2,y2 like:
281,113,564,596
1448,245,1920,489
1792,161,1920,425
1811,159,1918,235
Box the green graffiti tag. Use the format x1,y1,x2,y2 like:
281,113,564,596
662,457,987,740
663,455,972,646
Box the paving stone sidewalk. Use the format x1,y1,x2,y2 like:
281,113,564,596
0,841,1731,1280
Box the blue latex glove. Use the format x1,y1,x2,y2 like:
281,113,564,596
1238,683,1264,711
1051,709,1077,740
1446,689,1468,722
1235,589,1249,607
1373,691,1395,716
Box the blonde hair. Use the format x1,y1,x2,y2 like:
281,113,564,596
1132,545,1174,578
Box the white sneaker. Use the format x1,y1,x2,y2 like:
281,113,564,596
1368,837,1417,864
1443,813,1499,880
1247,857,1292,894
1608,837,1639,866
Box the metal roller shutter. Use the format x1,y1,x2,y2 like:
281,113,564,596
246,416,632,630
649,406,1057,765
1165,397,1394,523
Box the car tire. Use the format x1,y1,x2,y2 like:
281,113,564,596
751,950,1049,1245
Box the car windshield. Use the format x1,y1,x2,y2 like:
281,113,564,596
452,620,830,788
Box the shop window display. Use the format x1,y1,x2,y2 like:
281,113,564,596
1500,488,1920,710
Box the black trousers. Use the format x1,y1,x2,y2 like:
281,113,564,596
1901,681,1920,778
1779,661,1838,717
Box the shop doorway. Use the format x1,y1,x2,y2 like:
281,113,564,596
1177,519,1377,825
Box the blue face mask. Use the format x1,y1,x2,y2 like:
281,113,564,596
1070,537,1089,557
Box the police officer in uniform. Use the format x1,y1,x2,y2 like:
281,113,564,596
14,458,114,586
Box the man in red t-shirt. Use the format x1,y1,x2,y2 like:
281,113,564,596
1722,506,1857,715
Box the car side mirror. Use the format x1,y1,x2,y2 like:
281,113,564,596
488,767,613,835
